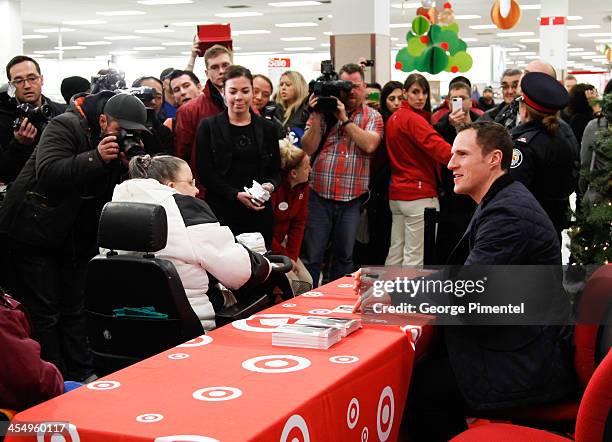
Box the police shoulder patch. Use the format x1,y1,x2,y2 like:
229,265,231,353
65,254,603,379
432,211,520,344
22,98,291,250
511,148,523,168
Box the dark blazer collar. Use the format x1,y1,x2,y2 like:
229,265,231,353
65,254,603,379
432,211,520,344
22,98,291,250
480,173,514,208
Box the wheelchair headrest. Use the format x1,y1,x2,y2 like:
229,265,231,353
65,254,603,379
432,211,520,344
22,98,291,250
98,202,167,252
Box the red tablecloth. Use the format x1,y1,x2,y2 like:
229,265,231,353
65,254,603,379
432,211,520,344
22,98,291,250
7,278,433,442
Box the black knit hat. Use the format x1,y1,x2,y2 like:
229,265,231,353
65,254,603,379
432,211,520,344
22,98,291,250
60,76,90,104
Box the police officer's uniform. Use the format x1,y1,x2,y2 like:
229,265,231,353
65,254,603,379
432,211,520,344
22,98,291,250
510,72,579,238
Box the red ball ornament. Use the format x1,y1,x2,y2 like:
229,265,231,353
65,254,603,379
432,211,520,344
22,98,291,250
450,65,459,73
395,62,403,70
440,42,449,51
420,36,429,44
444,2,452,9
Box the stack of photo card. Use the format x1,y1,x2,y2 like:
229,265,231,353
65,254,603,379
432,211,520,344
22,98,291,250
272,324,342,349
296,316,362,337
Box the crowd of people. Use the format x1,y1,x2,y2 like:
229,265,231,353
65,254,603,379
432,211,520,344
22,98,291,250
0,43,609,440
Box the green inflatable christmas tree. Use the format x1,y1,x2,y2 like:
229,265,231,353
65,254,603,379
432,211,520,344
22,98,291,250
395,14,473,74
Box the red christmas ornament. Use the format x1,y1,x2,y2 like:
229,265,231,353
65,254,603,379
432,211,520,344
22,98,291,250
395,62,403,70
444,2,452,9
420,36,429,44
450,65,459,73
440,42,449,51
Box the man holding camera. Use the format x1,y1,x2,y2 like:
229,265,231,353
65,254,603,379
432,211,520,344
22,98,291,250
301,63,383,286
0,56,66,184
0,91,148,382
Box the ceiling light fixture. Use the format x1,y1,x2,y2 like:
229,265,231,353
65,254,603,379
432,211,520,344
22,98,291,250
137,0,193,4
578,32,612,37
33,27,75,33
54,46,86,50
390,23,411,28
280,36,316,41
133,46,166,50
519,38,540,43
22,34,48,39
232,30,271,35
171,21,214,27
78,41,112,45
568,25,600,30
96,10,147,16
134,29,175,33
469,24,497,29
104,36,142,40
282,47,314,51
275,22,318,27
497,31,535,37
161,41,193,46
268,1,322,6
215,12,262,18
62,20,107,25
390,2,420,8
454,15,481,20
520,4,541,10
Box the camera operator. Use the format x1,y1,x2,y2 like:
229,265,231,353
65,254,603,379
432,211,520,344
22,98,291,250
132,76,173,155
0,56,66,184
0,91,148,382
301,63,383,286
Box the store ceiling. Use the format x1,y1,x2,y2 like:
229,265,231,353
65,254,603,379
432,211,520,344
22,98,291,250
19,0,612,70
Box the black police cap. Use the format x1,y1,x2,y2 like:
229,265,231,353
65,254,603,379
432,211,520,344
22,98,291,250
520,72,569,114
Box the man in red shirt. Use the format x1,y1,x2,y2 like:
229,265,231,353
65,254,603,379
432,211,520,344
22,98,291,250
174,44,231,193
301,63,383,286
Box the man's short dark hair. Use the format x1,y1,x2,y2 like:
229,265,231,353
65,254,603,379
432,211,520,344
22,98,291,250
449,81,471,96
132,76,162,88
339,63,365,81
6,55,41,80
160,67,175,81
450,75,471,89
457,121,513,171
501,68,522,80
222,65,253,85
167,70,200,87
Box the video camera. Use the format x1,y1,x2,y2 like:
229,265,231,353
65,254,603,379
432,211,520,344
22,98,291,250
115,129,145,159
308,60,353,114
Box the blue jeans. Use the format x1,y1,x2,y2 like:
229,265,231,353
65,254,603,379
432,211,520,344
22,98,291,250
301,191,365,287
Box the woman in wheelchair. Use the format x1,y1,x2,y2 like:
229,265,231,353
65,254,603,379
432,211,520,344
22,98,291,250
109,155,272,330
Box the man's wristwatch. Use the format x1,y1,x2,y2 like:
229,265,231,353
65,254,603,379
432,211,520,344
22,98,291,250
340,119,352,128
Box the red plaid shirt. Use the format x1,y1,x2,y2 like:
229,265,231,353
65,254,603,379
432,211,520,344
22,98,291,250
307,104,383,201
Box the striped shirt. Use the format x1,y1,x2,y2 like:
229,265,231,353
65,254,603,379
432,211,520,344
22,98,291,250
307,104,383,201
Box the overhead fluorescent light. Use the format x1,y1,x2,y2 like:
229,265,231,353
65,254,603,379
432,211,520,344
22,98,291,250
508,51,536,56
161,41,193,46
137,0,193,4
569,51,596,56
578,32,612,37
78,41,112,45
269,1,322,6
54,46,86,50
566,47,585,52
280,36,316,41
33,27,75,33
282,47,314,51
96,10,146,16
171,21,213,27
62,20,107,25
525,55,539,59
463,38,478,42
34,50,63,54
520,38,540,43
594,38,612,43
134,29,175,33
504,48,521,52
469,24,497,29
104,36,142,40
520,4,541,10
134,46,166,50
567,16,583,21
235,51,276,55
109,50,138,55
25,53,45,57
454,15,481,20
275,22,318,27
323,31,332,35
390,23,411,28
497,32,534,37
320,43,330,47
22,34,48,39
391,37,399,41
232,29,271,35
390,2,420,7
568,25,600,30
215,12,262,18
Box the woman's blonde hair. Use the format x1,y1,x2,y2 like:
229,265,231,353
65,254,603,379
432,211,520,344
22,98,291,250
275,70,309,126
279,142,306,172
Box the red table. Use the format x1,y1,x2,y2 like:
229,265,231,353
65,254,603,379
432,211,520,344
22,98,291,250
7,278,433,442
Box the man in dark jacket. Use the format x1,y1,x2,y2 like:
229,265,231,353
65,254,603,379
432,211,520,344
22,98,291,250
0,55,66,184
404,121,575,441
0,91,148,381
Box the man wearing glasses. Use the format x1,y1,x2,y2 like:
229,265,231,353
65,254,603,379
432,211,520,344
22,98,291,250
478,68,522,129
0,56,66,184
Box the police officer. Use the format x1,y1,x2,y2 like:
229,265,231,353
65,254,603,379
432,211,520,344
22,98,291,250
510,72,579,239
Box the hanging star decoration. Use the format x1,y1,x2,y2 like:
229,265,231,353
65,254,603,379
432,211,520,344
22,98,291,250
395,2,473,75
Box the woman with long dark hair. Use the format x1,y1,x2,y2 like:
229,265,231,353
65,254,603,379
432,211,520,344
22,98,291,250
196,65,281,248
384,74,451,265
563,83,598,145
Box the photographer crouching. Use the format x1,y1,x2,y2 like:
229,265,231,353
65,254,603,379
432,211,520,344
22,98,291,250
0,90,149,382
0,56,66,184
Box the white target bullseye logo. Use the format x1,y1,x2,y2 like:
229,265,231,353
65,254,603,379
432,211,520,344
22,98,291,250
87,380,120,391
377,386,395,442
177,335,213,348
282,303,297,308
168,353,190,360
280,414,310,442
242,355,311,373
346,398,360,429
36,423,80,442
308,308,332,315
155,436,220,442
232,313,304,333
400,325,422,342
136,414,164,423
361,427,369,442
329,355,360,364
193,386,243,402
302,291,323,297
338,283,353,288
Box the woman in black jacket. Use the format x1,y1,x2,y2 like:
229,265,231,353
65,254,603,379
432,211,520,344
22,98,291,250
196,65,281,248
